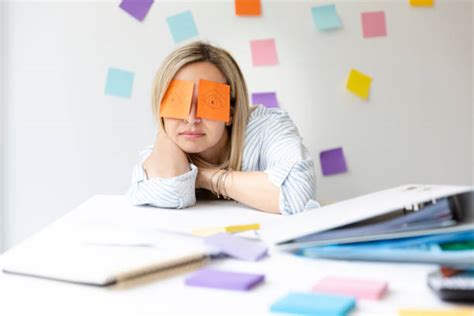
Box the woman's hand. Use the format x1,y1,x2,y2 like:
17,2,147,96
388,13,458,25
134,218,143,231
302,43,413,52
142,131,190,179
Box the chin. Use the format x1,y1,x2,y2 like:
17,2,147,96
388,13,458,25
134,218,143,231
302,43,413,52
177,142,207,154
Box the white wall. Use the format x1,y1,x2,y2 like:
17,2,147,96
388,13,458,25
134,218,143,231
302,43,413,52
0,1,5,251
2,1,473,251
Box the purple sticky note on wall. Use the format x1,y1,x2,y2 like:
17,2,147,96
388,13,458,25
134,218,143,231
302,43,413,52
252,92,279,108
204,233,268,261
185,268,265,291
119,0,154,22
320,147,348,176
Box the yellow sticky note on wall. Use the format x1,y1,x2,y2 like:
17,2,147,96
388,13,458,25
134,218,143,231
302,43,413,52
346,69,372,100
399,308,474,316
409,0,434,6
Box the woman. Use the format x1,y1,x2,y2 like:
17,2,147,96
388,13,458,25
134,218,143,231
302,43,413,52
127,41,319,215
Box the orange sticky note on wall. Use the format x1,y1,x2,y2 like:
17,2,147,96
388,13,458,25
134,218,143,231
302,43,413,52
235,0,261,16
160,80,194,120
409,0,434,7
197,80,230,122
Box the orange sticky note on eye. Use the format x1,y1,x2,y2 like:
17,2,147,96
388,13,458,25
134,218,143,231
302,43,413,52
235,0,261,16
160,79,194,119
197,79,230,122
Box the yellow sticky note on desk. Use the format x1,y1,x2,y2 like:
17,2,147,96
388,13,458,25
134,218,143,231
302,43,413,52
192,223,260,237
346,69,372,100
225,223,260,233
399,308,474,316
409,0,434,7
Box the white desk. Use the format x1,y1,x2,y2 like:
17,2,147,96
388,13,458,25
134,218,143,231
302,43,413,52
0,195,469,315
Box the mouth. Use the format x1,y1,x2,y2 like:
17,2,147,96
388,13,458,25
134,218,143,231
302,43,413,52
179,132,205,139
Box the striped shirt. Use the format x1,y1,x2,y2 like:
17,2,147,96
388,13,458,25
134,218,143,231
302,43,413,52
127,105,320,215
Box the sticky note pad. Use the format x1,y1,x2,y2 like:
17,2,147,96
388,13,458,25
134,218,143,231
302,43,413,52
252,92,279,108
235,0,261,16
204,233,268,261
311,4,342,31
250,38,278,66
313,276,388,300
361,11,387,38
409,0,434,7
105,68,134,98
192,227,226,237
119,0,154,22
399,309,474,316
320,147,348,176
160,79,194,120
196,79,231,122
270,292,356,316
185,268,264,291
225,223,260,233
346,68,372,100
166,10,198,43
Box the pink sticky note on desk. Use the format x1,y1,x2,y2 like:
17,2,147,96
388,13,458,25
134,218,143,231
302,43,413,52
250,38,278,66
361,11,387,38
312,276,388,300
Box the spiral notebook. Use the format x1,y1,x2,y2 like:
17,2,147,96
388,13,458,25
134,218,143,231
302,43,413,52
2,233,209,286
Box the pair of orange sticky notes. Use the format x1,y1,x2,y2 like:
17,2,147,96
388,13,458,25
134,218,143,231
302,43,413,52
160,79,230,122
235,0,261,16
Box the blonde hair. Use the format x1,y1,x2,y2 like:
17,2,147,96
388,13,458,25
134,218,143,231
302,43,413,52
151,41,251,171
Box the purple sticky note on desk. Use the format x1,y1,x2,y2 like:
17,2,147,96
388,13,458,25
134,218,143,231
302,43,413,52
119,0,154,22
185,268,264,291
204,233,268,261
320,147,348,176
252,92,279,108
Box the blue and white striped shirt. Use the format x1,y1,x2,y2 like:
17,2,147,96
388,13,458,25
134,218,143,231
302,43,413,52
127,105,320,215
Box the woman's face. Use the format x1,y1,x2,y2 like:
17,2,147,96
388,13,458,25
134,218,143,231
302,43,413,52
163,62,230,155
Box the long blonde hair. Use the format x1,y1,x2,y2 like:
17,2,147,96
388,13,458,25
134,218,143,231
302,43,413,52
151,41,251,171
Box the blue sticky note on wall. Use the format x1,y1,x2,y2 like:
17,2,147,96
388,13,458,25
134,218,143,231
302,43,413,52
105,68,134,98
311,4,342,31
167,10,198,43
270,292,355,316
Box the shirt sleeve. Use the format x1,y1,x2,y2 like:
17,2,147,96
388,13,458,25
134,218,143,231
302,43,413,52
261,110,320,215
126,145,197,209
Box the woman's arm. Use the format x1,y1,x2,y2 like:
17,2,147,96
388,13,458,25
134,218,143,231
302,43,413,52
143,132,190,178
126,132,197,209
196,168,281,214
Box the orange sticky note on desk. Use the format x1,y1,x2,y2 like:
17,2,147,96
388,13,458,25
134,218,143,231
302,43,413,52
399,309,474,316
409,0,434,7
235,0,261,16
346,69,372,100
197,79,230,122
160,80,194,119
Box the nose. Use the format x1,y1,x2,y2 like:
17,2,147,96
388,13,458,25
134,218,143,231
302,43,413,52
185,102,201,124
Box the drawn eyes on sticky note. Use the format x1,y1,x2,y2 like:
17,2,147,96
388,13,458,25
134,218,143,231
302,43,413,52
160,80,194,120
160,79,230,122
197,80,231,122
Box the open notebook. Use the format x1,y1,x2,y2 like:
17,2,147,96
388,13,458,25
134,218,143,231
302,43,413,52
2,233,209,286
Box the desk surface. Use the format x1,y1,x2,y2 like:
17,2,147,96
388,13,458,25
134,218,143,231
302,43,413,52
0,195,469,315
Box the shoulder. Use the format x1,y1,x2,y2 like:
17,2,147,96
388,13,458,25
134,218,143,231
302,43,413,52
246,105,294,132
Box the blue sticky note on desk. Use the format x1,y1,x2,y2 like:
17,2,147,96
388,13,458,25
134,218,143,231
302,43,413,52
166,10,198,43
104,67,134,98
270,292,355,316
311,4,342,31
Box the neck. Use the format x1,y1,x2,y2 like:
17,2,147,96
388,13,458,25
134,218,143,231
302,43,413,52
197,129,230,166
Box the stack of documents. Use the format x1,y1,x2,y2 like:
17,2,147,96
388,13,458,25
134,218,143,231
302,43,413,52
299,230,474,266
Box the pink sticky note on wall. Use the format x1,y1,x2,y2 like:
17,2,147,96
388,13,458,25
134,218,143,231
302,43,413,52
361,11,387,38
250,39,279,66
312,276,388,300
